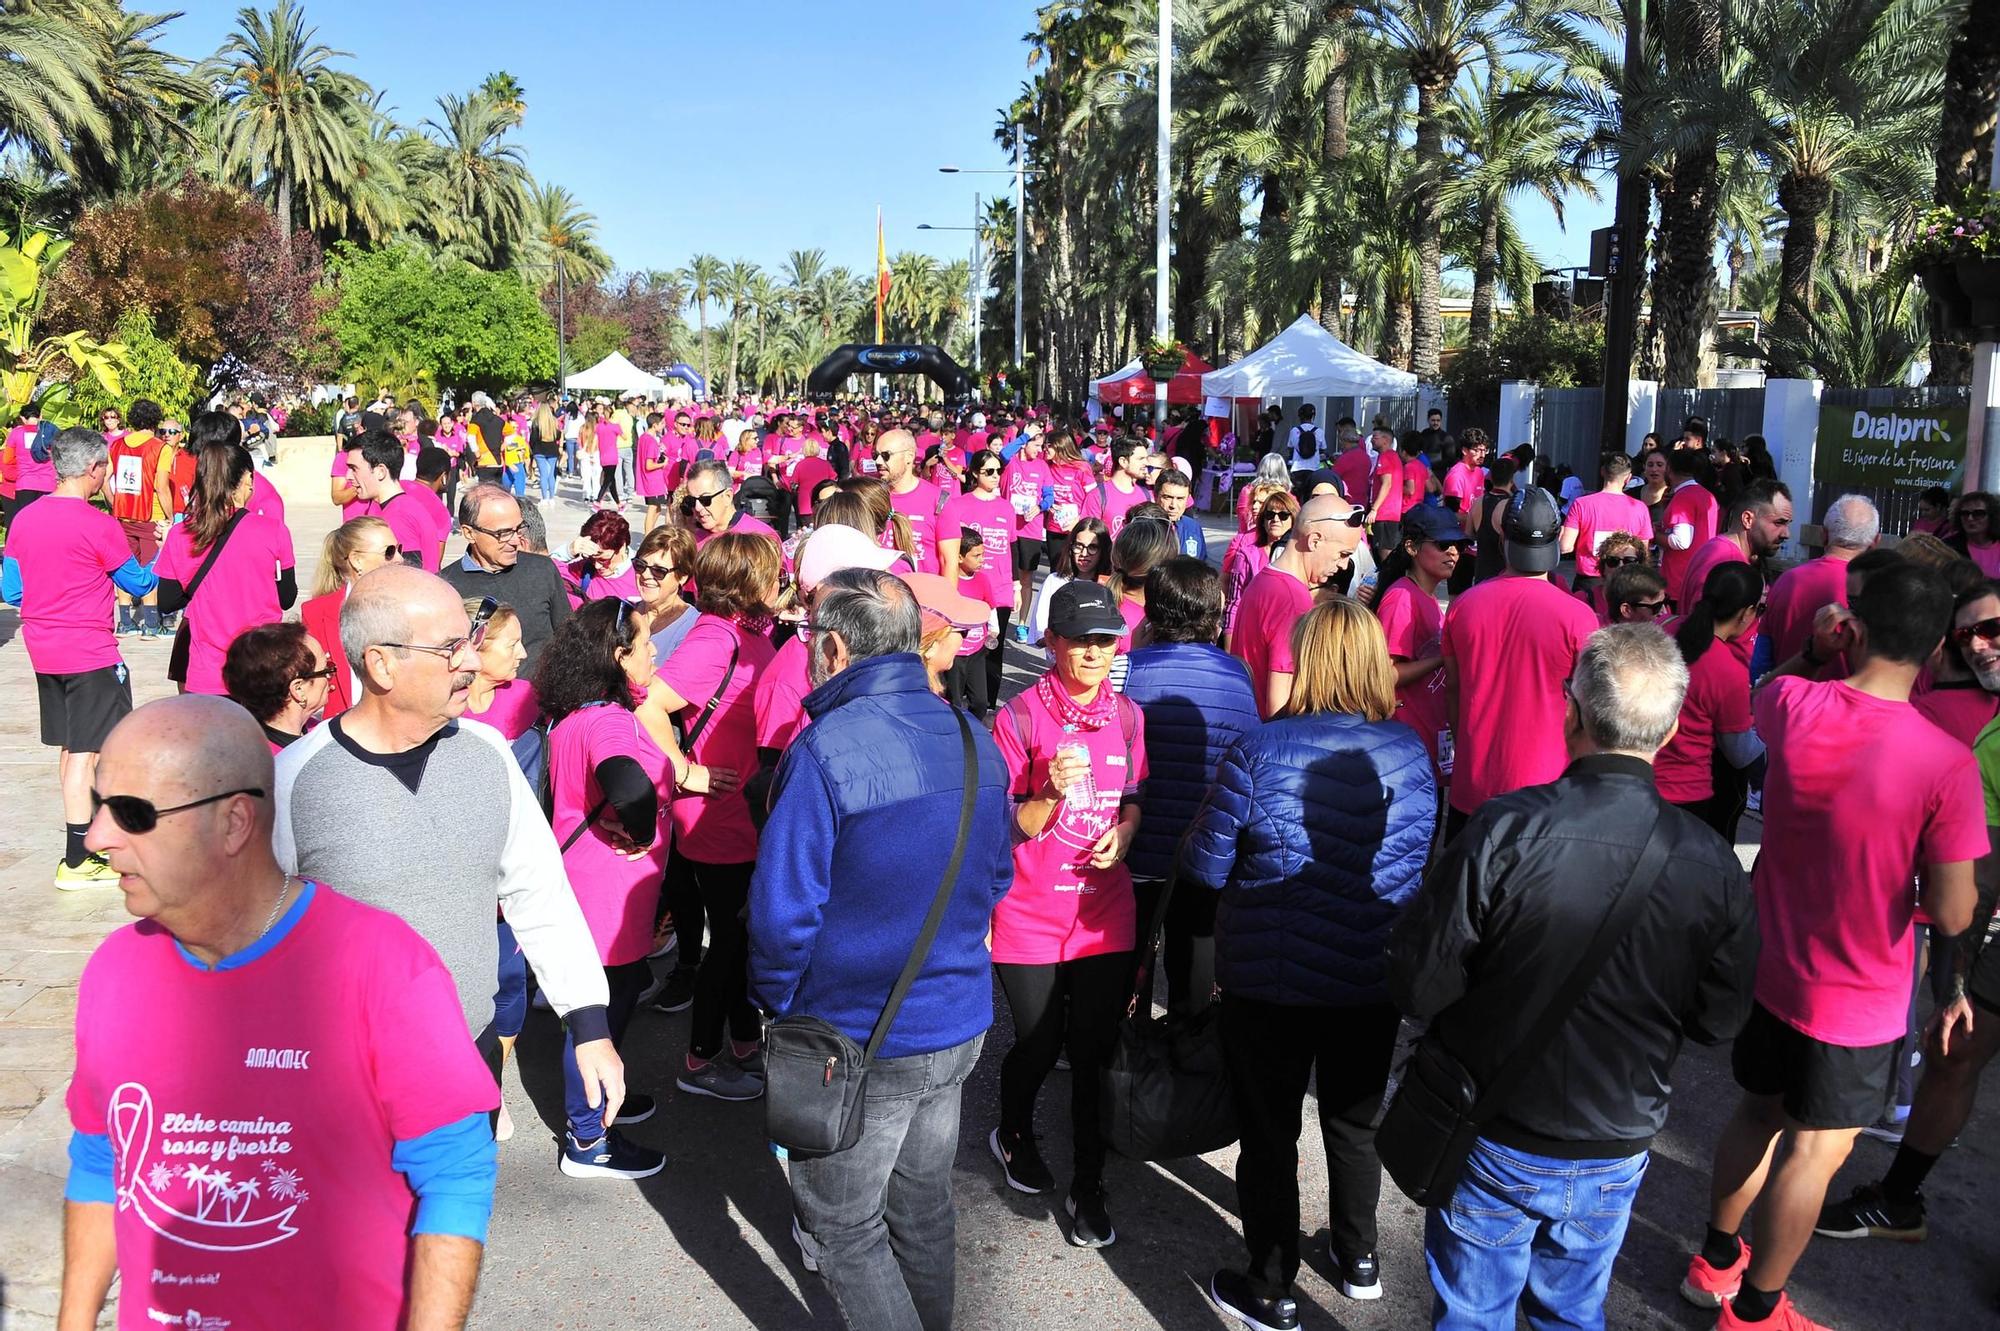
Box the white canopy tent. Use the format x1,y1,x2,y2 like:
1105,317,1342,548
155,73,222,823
1200,314,1418,399
564,350,668,396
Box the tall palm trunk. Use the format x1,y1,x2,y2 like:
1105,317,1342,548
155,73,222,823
1655,0,1721,387
1469,195,1501,349
1927,0,1999,384
1771,170,1833,378
1317,29,1351,338
697,297,709,386
726,317,741,400
276,172,292,263
1410,75,1449,380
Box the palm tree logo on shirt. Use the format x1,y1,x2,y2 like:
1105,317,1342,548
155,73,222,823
109,1083,304,1252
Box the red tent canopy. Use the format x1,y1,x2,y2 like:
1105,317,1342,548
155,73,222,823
1094,349,1215,405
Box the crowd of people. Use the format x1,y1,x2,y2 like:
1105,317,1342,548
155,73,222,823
1,387,1995,1331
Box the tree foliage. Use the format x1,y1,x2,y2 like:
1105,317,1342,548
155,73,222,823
66,307,197,423
326,242,555,393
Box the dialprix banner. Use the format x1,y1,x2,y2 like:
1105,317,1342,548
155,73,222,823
1814,400,1971,496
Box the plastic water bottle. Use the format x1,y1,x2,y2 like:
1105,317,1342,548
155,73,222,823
1055,733,1095,807
1436,726,1455,778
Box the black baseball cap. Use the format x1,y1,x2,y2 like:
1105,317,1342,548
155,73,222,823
1503,485,1563,573
1046,581,1129,639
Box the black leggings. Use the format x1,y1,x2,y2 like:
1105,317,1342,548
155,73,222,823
996,951,1133,1190
597,467,621,504
661,847,705,970
686,858,758,1060
984,607,1012,710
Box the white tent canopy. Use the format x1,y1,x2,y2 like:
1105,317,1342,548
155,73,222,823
1200,314,1418,400
564,350,667,396
1087,358,1143,396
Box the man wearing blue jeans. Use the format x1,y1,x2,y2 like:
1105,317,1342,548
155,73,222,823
1386,624,1758,1331
749,569,1015,1331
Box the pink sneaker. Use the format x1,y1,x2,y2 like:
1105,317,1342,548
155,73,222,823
1681,1240,1752,1308
1715,1290,1833,1331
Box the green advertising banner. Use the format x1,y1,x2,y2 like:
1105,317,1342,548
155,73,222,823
1815,400,1972,495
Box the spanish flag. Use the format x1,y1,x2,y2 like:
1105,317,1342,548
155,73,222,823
875,207,890,344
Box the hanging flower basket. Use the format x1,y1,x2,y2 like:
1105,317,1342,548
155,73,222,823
1921,257,2000,342
1140,338,1186,381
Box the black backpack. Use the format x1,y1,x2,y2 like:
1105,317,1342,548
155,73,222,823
1296,423,1318,460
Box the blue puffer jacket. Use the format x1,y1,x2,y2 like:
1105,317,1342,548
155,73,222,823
1121,642,1261,880
1184,712,1437,1007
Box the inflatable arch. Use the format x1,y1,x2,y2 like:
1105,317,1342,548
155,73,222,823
807,345,975,401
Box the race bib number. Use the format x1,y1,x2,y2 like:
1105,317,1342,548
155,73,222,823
113,453,144,496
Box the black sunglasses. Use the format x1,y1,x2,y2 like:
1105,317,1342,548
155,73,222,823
1953,617,2000,645
634,558,676,581
974,467,1001,477
1963,510,1991,520
1260,510,1294,524
297,663,337,681
1599,554,1642,570
92,786,265,835
1624,597,1674,618
680,488,728,515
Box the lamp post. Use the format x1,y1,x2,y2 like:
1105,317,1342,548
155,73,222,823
1153,0,1172,439
940,151,1042,394
917,194,984,374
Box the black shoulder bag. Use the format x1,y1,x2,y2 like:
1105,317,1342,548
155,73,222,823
1377,811,1672,1207
764,707,979,1159
167,510,248,686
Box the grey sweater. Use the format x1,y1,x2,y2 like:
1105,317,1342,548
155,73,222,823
273,715,610,1042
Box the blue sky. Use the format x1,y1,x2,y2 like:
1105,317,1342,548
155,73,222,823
159,0,1608,289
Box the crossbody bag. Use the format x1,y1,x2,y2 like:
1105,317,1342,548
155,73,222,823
167,510,249,685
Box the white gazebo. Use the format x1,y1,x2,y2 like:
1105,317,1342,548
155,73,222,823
564,351,668,397
1200,313,1418,400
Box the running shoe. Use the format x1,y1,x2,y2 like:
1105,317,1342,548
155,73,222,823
1681,1239,1752,1307
610,1092,657,1126
729,1044,765,1078
1714,1290,1833,1331
675,1059,764,1102
1814,1182,1927,1241
54,856,121,891
990,1127,1055,1194
1065,1184,1116,1248
648,967,697,1014
634,968,668,1008
647,923,679,960
558,1129,664,1180
1208,1269,1298,1331
1859,1112,1908,1145
1333,1248,1381,1301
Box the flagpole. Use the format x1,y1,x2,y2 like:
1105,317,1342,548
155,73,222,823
875,206,885,401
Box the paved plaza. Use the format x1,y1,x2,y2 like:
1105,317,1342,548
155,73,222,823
1,447,1996,1329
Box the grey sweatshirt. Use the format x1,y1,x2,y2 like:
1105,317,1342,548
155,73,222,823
273,714,610,1042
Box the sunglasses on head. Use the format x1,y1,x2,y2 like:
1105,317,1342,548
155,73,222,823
92,786,264,835
1307,509,1370,530
1953,617,2000,645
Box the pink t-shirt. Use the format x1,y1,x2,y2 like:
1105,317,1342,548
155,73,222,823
1661,482,1720,604
1332,448,1374,506
1764,555,1851,666
1680,536,1755,661
1442,462,1484,511
1440,574,1601,814
248,471,286,526
660,615,775,863
1372,450,1406,522
1752,677,1987,1046
1003,455,1054,540
11,422,54,491
1087,477,1148,538
636,434,671,497
991,689,1146,964
1911,681,2000,750
939,491,1018,607
753,633,813,751
1970,541,2000,579
332,451,368,521
362,490,439,573
1047,462,1095,535
464,678,540,741
1229,566,1313,719
549,704,670,966
67,886,497,1331
401,484,452,566
890,480,945,576
1376,576,1447,768
1220,534,1272,641
1401,457,1431,509
789,456,836,515
571,560,641,604
7,495,131,674
433,425,468,458
1653,638,1752,802
593,421,622,466
155,514,295,696
1562,491,1656,577
728,444,766,482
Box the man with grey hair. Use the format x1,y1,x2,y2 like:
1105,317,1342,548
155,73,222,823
1388,623,1758,1331
684,455,782,550
441,482,570,669
750,567,1015,1330
1763,492,1878,666
2,426,160,888
466,392,507,485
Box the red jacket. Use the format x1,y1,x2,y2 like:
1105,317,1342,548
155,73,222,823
300,588,354,719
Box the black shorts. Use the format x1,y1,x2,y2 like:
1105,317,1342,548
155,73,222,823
1967,925,2000,1014
1731,1001,1897,1129
644,493,671,507
1014,536,1046,576
36,664,134,753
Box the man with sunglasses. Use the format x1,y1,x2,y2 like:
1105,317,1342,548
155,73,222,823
1230,493,1367,719
1604,563,1673,626
442,483,572,671
62,695,501,1331
683,456,783,552
875,428,945,575
275,565,624,1140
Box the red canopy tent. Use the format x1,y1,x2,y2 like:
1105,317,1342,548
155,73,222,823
1092,349,1215,405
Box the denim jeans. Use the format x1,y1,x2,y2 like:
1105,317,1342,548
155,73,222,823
535,453,558,499
616,449,635,498
493,918,527,1039
1425,1138,1649,1331
789,1032,984,1331
564,438,579,474
562,958,652,1142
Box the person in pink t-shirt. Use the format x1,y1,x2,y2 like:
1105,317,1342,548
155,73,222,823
405,447,456,567
1397,433,1433,514
155,443,296,697
1763,494,1876,665
1003,429,1056,625
345,431,438,572
1373,506,1466,774
1560,452,1656,583
874,429,945,575
1222,486,1296,646
592,415,624,506
1364,425,1405,554
1659,450,1720,605
635,415,674,534
1655,562,1763,834
63,697,497,1331
1953,491,2000,577
1331,438,1376,517
560,510,641,606
1440,431,1490,515
652,532,778,1103
1085,438,1151,537
990,580,1146,1245
1439,486,1601,837
1230,492,1367,718
938,451,1020,703
1688,562,1982,1331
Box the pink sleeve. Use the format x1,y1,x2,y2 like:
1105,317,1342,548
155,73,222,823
330,453,347,478
993,698,1034,798
363,925,500,1134
1267,616,1299,674
1376,588,1418,658
269,520,295,570
1715,661,1753,733
1122,699,1148,793
658,621,730,711
1922,754,1991,866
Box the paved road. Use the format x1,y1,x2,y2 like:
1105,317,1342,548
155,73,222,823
2,452,1995,1329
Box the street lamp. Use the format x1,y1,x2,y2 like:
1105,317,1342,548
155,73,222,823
940,142,1043,377
917,199,984,373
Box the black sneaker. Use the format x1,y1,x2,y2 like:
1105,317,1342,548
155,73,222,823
1334,1248,1381,1300
559,1129,664,1180
989,1127,1054,1194
1814,1182,1928,1241
1208,1269,1299,1331
1065,1183,1116,1248
648,966,697,1014
611,1092,656,1126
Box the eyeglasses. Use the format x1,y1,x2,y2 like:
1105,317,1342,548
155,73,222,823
1260,510,1294,525
1953,617,2000,645
378,618,488,661
1070,539,1099,553
1599,554,1643,570
296,663,337,681
1623,597,1672,618
634,558,676,581
468,521,528,544
91,786,265,835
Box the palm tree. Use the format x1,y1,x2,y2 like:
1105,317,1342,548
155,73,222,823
719,259,759,400
1722,268,1926,386
0,3,110,177
745,271,784,393
205,0,370,260
479,70,526,127
1926,0,1999,383
415,92,533,268
60,4,206,203
681,253,725,386
522,183,610,292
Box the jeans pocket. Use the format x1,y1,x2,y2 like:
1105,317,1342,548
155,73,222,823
1442,1155,1539,1248
1572,1154,1649,1244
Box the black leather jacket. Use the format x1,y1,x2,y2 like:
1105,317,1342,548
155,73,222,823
1387,754,1760,1157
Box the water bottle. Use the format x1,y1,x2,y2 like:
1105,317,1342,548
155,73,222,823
1436,726,1455,778
1055,733,1096,807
